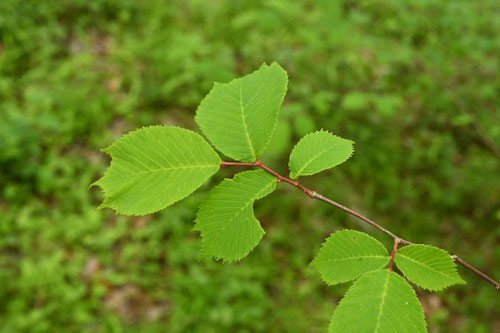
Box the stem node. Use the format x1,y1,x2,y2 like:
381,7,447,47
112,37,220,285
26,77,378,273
388,239,399,272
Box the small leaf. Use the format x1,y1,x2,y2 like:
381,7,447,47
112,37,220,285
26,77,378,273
311,230,389,285
394,244,466,291
288,130,353,179
194,170,276,262
195,62,288,162
329,270,426,333
93,126,221,215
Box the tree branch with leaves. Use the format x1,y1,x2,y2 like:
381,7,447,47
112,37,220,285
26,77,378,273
93,62,498,332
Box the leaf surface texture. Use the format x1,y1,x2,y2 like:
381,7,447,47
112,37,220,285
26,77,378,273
194,170,276,262
288,130,353,179
93,126,220,215
329,270,426,333
394,244,465,291
312,230,389,285
196,62,288,162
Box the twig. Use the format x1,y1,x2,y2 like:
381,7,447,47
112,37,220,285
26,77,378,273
310,192,412,245
221,160,500,290
388,239,399,272
222,160,313,196
452,255,499,290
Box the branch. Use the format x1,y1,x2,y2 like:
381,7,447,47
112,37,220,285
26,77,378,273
388,239,399,272
221,160,500,290
310,192,412,245
452,255,499,290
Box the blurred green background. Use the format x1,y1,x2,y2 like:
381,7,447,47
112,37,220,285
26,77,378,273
1,0,499,332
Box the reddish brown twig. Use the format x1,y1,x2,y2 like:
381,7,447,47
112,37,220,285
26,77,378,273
220,160,500,290
388,239,400,272
222,160,313,196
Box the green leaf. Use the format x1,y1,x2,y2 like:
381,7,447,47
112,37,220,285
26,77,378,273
329,270,426,333
194,170,277,262
394,244,466,291
195,62,288,162
288,130,353,179
93,126,221,216
311,230,389,285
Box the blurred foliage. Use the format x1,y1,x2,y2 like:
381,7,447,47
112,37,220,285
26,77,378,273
1,0,499,332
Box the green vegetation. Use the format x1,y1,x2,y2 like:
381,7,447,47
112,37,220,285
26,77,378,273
93,126,221,215
196,62,288,163
394,245,465,291
312,230,463,331
95,63,466,331
329,269,426,333
195,170,277,262
311,230,390,285
1,0,499,332
288,130,353,179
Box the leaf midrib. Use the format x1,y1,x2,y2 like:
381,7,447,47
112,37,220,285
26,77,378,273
212,181,274,246
314,255,388,264
118,164,219,176
374,271,390,332
292,146,332,177
239,81,257,161
396,253,457,280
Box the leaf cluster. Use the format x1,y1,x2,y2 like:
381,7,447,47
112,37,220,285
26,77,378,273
94,62,353,262
2,1,497,331
312,230,465,331
93,62,466,332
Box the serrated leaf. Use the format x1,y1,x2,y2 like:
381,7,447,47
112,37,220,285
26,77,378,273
311,230,389,285
329,270,426,333
195,62,288,162
394,244,466,291
288,130,353,179
93,126,221,215
194,170,276,262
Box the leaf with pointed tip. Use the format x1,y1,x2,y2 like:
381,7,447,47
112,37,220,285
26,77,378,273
288,130,353,179
311,230,389,285
194,170,277,262
195,62,288,162
394,244,466,291
329,270,426,333
93,126,221,215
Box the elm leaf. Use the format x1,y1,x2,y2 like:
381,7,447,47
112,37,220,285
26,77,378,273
312,230,389,285
195,62,288,162
93,126,221,216
394,244,466,291
194,170,277,262
329,270,427,333
288,130,353,179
